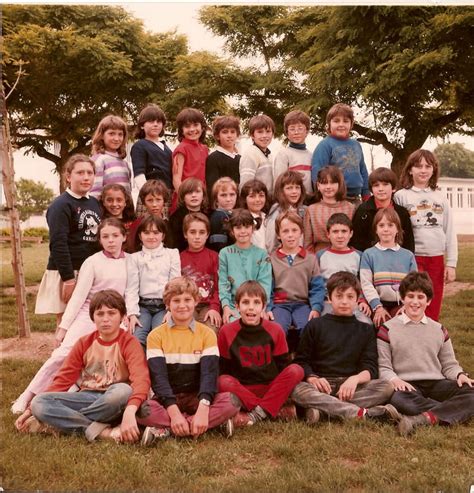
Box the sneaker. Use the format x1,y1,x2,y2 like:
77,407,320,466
22,416,59,436
277,404,297,422
365,404,402,424
232,411,255,428
398,413,432,436
304,408,321,425
11,394,31,415
141,426,171,446
220,418,234,438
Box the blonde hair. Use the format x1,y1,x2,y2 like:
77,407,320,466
211,177,238,209
163,277,200,307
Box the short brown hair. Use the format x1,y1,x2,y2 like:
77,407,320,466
369,167,397,191
314,166,346,202
273,170,306,209
248,114,275,135
284,110,310,135
137,215,168,242
65,154,95,175
135,104,167,139
399,149,439,190
163,276,200,307
275,211,304,236
400,271,433,301
373,208,404,245
182,212,210,234
326,103,354,128
239,179,269,212
138,179,170,204
211,177,238,209
212,115,241,141
97,217,127,240
235,280,267,305
89,289,126,320
228,208,255,230
176,108,208,143
92,115,128,158
177,177,207,209
326,213,352,232
326,272,361,298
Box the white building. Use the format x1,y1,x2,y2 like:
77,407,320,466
438,177,474,235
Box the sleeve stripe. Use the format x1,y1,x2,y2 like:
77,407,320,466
147,348,164,359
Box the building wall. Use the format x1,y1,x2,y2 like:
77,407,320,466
438,177,474,235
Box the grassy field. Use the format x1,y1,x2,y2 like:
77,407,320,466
1,240,473,492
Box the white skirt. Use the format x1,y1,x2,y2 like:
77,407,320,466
35,270,76,314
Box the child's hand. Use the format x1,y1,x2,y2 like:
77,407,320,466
264,311,274,321
61,279,76,303
444,266,456,284
373,306,391,327
128,315,141,334
390,377,416,392
358,302,371,317
204,309,222,328
222,306,238,324
168,405,190,437
457,373,473,387
120,405,140,443
190,402,210,438
54,327,67,348
337,376,358,401
308,310,320,320
307,376,332,394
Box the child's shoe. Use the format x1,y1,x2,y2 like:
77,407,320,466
247,405,268,424
232,411,255,428
141,426,171,446
398,413,433,436
11,392,33,415
365,404,402,424
219,418,234,438
304,408,321,425
277,403,297,421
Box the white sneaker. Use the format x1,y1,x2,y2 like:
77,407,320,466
11,395,30,415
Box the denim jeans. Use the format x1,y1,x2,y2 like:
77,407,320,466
31,383,132,441
272,302,311,334
135,298,166,348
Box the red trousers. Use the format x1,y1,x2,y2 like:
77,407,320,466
218,364,304,418
416,255,445,321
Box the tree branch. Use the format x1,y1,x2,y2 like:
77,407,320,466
352,123,400,155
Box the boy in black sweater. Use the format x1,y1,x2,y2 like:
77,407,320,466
292,272,397,424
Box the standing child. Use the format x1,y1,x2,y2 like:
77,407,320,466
35,154,101,328
171,108,209,212
239,114,275,194
206,115,241,194
138,277,239,444
265,170,307,253
13,218,128,418
377,272,474,436
240,179,269,250
218,281,304,426
304,165,354,253
168,177,207,252
311,103,370,204
209,177,238,252
100,184,136,229
394,149,457,321
274,110,313,194
219,209,272,324
181,213,222,333
360,208,417,327
90,115,131,199
125,215,181,348
351,167,414,253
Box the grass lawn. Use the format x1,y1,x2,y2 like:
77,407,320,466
1,239,473,492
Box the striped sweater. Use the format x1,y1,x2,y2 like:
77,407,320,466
90,152,131,199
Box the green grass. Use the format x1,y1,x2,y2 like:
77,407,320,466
1,242,50,287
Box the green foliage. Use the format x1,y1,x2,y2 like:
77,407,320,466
1,242,50,287
23,227,49,240
15,178,54,221
435,143,474,178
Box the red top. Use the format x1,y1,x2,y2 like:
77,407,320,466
172,138,208,186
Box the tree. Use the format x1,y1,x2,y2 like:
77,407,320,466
200,6,474,174
15,178,55,221
435,143,474,178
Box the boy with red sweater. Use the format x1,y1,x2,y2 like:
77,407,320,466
218,281,304,426
26,290,150,443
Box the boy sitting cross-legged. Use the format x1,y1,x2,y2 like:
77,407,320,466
218,281,304,426
138,277,239,445
377,271,474,436
291,272,397,424
25,290,150,443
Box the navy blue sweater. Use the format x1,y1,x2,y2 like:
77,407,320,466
130,138,172,189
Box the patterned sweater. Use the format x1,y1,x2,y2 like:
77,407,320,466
90,152,131,199
239,143,274,194
273,144,313,194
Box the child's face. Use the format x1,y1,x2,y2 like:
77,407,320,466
99,225,126,256
217,127,238,150
232,224,253,247
278,218,302,252
103,128,124,152
329,287,358,316
143,120,163,140
328,115,352,139
245,190,266,214
184,187,204,211
252,127,273,149
402,290,430,321
286,123,308,145
376,217,398,246
182,122,203,141
372,181,393,203
168,292,198,325
67,161,95,196
410,157,434,188
283,183,302,206
317,178,338,201
216,186,237,210
139,226,164,249
237,294,264,326
184,220,208,252
328,224,352,251
93,305,123,341
144,193,164,217
103,189,126,218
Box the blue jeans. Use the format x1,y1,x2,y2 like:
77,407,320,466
31,383,132,441
135,298,166,348
272,302,311,334
321,301,373,326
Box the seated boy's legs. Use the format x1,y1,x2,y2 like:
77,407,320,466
391,379,474,425
31,383,132,441
272,304,293,334
137,392,239,430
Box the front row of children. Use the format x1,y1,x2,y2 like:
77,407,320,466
19,270,473,443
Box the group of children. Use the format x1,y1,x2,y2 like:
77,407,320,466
11,102,472,443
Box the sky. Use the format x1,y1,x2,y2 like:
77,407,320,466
8,2,474,196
